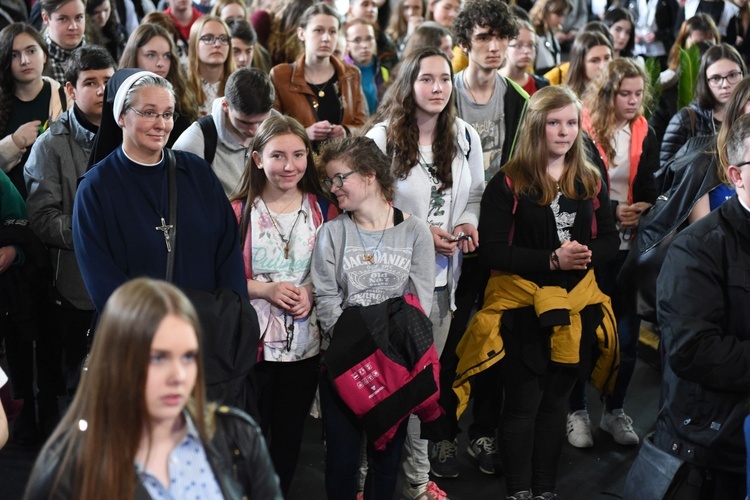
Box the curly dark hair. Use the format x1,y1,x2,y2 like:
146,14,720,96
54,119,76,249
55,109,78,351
369,47,457,192
452,0,518,50
316,135,396,202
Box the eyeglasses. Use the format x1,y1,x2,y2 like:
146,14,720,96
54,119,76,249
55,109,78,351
508,42,536,52
706,71,743,87
733,159,750,169
323,170,357,189
129,107,178,122
347,36,375,45
199,34,231,45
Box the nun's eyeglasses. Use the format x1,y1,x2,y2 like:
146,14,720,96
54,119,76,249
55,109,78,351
129,108,178,122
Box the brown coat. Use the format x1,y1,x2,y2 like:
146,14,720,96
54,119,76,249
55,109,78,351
270,55,367,136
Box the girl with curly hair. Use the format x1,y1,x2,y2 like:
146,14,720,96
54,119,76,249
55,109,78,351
565,57,659,450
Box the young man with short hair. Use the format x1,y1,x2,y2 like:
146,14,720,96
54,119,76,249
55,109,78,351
173,67,276,196
42,0,87,84
343,18,388,115
427,0,528,480
228,18,257,69
24,45,116,405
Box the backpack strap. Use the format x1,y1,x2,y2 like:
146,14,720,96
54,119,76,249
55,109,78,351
198,115,218,165
58,85,67,112
505,175,518,246
687,107,696,137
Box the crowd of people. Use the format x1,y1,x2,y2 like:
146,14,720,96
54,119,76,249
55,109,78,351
1,0,750,498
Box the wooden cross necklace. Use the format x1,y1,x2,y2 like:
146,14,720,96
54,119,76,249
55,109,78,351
260,196,305,259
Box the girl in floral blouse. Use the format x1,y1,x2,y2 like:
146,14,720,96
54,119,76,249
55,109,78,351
229,114,336,495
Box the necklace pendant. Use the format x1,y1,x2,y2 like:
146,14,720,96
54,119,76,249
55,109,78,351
364,253,374,265
318,90,325,98
284,242,290,260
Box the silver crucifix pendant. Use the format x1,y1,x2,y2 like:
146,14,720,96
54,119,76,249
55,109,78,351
155,217,173,252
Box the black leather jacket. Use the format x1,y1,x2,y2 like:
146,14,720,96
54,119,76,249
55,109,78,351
660,101,716,169
655,196,750,473
24,406,283,500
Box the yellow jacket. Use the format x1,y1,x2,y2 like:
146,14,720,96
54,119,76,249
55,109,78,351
453,269,619,418
543,62,570,86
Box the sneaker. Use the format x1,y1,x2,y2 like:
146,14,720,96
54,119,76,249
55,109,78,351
533,493,559,500
429,439,459,478
600,408,640,445
566,410,594,448
507,491,533,500
403,481,449,500
467,436,499,475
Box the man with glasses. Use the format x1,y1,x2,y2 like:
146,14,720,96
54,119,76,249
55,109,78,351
625,113,750,500
343,18,389,115
173,67,276,196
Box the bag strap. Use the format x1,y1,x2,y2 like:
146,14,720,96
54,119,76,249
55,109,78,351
165,149,177,283
687,107,696,137
198,115,218,165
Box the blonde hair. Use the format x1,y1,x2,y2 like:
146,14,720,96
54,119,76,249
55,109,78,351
187,16,236,107
503,85,600,205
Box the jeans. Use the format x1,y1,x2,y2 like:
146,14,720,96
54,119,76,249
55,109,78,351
319,372,408,500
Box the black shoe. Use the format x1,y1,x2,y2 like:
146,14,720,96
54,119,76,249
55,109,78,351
468,436,499,475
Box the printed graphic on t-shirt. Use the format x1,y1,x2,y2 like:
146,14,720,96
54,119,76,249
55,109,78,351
342,245,414,306
551,191,576,243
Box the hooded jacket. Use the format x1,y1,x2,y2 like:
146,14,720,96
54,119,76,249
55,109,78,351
24,108,96,310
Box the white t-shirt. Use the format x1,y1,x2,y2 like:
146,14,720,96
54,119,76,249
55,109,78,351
0,366,7,388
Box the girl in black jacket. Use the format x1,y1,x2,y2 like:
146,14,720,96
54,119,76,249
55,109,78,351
478,86,619,500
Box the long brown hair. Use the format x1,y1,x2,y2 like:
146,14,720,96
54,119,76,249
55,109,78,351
564,31,612,97
119,23,199,123
503,85,600,205
386,0,427,43
187,15,235,107
0,23,49,137
529,0,572,35
27,279,209,500
230,115,325,246
370,46,457,191
583,58,651,167
667,14,719,71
